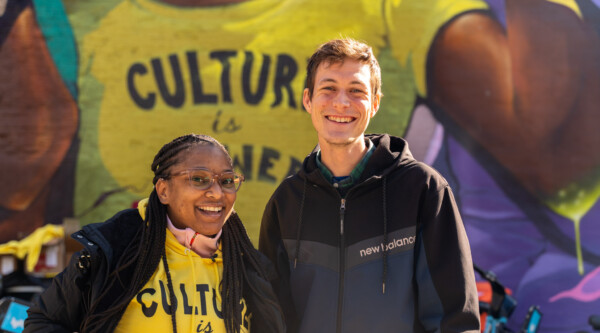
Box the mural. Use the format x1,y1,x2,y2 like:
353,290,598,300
0,0,599,331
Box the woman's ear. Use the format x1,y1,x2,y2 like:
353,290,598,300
155,178,170,205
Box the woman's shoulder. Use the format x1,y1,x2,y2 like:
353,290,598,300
77,209,143,256
81,209,142,237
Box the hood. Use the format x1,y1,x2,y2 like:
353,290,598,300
299,133,417,183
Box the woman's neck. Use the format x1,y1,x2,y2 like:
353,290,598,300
166,215,222,258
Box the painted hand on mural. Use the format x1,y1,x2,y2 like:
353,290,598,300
428,0,600,201
0,4,78,240
428,0,600,277
424,0,600,329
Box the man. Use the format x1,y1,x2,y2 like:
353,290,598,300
259,38,479,332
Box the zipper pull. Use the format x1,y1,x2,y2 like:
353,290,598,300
340,198,346,235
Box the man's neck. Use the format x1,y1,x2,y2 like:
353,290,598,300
319,137,368,177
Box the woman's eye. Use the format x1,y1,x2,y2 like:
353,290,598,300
221,177,235,187
191,176,210,184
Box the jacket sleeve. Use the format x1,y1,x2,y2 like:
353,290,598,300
244,252,286,333
24,251,89,333
258,196,298,333
415,184,480,332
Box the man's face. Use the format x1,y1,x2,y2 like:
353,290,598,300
303,59,379,148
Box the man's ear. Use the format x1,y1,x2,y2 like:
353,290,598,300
155,178,170,205
303,88,312,114
370,94,380,118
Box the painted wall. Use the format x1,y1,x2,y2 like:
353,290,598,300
1,0,599,331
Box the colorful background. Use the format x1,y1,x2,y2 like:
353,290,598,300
1,0,599,331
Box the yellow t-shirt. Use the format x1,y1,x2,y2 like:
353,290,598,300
114,230,249,333
70,0,487,241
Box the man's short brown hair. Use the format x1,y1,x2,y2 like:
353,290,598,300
305,38,382,99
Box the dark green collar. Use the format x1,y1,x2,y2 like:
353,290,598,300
316,139,374,192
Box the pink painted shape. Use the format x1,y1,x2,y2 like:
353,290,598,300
550,266,600,303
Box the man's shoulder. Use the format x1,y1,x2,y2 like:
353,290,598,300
388,159,450,190
270,172,304,198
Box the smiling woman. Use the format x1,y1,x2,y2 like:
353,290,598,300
155,143,241,236
23,134,285,333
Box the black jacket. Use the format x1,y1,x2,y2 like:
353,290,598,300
259,134,480,333
24,208,285,332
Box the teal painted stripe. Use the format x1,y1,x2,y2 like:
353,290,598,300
32,0,78,100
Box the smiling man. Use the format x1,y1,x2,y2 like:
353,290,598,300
259,38,480,333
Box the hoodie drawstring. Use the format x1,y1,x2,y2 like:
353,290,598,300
382,176,388,294
211,257,222,307
162,249,179,333
294,177,307,269
184,249,198,330
294,174,389,294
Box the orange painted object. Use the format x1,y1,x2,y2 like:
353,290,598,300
477,281,493,304
477,281,513,332
477,281,492,332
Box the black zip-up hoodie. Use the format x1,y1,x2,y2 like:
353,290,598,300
259,133,479,333
25,209,285,332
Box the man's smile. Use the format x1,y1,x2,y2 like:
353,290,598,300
326,115,356,123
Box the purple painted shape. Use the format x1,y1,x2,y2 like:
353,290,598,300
446,134,600,259
484,0,506,27
446,137,545,290
442,136,600,332
513,253,600,331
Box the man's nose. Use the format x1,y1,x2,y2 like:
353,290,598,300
332,91,351,110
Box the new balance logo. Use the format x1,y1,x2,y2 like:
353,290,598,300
359,236,416,257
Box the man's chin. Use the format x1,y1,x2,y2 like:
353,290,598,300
322,135,362,147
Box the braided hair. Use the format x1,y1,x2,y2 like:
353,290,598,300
81,134,270,333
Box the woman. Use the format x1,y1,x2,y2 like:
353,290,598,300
24,134,285,333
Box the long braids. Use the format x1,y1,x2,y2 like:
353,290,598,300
221,212,274,333
81,134,271,333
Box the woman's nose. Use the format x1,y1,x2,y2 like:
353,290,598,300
205,179,224,198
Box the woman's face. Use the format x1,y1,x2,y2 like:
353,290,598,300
156,145,237,236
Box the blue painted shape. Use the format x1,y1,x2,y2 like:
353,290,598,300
0,301,29,333
31,0,78,100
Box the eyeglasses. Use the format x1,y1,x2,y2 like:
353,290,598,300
166,168,244,193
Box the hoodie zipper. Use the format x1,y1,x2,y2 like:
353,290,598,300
336,198,346,333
